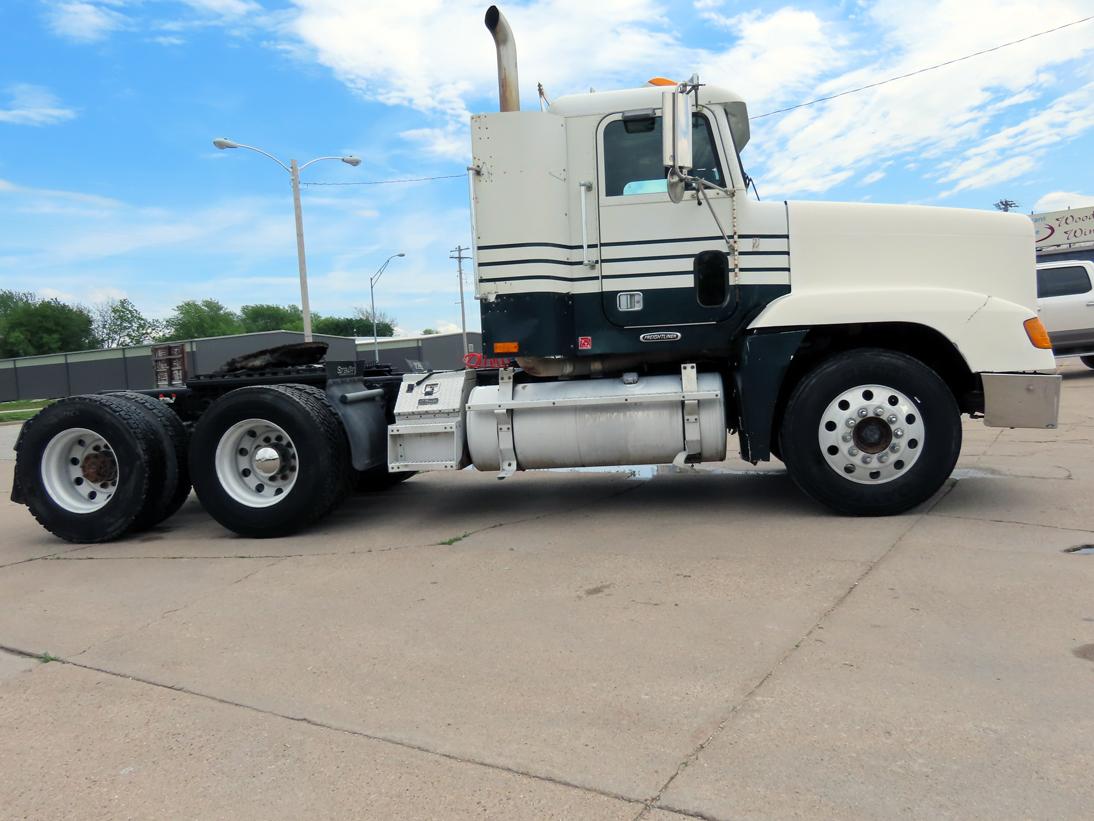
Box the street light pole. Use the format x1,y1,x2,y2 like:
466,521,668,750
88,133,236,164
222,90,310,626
369,252,405,363
212,138,360,343
289,159,313,341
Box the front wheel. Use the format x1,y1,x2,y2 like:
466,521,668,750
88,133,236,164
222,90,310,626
778,349,961,516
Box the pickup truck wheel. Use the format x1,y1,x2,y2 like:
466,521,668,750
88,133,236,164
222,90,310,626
189,385,350,538
779,349,961,516
1081,355,1094,370
14,395,159,542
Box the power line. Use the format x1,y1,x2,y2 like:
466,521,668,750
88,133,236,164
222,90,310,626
751,14,1094,120
300,173,465,187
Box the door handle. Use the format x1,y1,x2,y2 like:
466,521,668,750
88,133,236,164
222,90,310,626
1086,301,1094,307
579,181,597,269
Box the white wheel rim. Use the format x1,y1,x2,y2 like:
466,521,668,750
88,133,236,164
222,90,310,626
817,384,926,485
40,427,119,513
214,418,299,508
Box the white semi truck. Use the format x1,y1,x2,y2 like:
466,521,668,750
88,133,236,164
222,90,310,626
11,6,1061,542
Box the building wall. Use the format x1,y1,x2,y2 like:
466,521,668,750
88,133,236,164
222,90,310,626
358,332,482,371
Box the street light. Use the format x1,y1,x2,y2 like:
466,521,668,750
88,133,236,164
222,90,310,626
212,137,361,341
369,252,405,363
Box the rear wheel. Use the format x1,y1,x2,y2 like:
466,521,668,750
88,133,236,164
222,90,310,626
14,395,160,542
109,392,191,529
188,385,350,538
779,349,961,516
1081,355,1094,370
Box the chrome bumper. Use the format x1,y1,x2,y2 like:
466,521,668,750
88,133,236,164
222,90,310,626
982,373,1061,429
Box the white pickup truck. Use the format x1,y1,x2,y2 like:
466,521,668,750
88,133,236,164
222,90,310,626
1037,259,1094,368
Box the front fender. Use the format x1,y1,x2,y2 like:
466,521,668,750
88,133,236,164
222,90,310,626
748,288,1054,373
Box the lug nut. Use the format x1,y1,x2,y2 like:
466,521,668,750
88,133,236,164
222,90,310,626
861,455,873,464
873,407,884,416
857,408,868,418
846,418,857,428
878,454,889,464
848,447,860,457
890,443,900,453
894,428,904,438
887,414,898,424
841,433,852,443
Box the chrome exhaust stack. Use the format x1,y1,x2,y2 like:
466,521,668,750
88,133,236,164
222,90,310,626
484,5,519,112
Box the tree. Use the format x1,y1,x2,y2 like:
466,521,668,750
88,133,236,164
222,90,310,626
421,328,438,335
92,298,163,348
239,304,304,333
0,290,96,358
312,315,364,337
353,306,396,338
994,199,1019,212
161,299,242,341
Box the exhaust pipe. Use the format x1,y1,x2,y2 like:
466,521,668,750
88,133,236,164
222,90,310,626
484,5,519,112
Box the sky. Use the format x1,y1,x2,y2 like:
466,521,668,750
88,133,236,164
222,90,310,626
1,0,1093,336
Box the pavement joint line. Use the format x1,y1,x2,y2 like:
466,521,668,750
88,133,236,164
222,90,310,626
634,482,957,821
0,642,705,821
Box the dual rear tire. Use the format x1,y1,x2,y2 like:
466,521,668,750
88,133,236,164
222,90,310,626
14,394,191,543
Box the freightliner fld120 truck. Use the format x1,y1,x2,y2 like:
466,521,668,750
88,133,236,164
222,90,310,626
11,6,1062,542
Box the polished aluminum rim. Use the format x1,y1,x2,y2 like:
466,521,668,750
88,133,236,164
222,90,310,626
40,427,119,513
818,384,926,485
214,418,299,508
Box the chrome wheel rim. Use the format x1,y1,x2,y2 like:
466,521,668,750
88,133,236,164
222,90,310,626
40,427,119,513
818,384,926,485
214,418,299,508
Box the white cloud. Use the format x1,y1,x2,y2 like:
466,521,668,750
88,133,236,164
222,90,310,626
44,1,128,43
180,0,261,16
749,0,1094,197
1034,191,1094,212
697,7,849,107
0,84,77,126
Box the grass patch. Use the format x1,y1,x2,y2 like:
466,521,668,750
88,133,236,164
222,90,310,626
0,398,52,422
438,532,472,546
38,652,61,664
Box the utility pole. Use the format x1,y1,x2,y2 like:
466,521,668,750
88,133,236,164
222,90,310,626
450,245,471,354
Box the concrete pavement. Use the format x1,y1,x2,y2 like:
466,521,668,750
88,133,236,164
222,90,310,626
1,362,1092,819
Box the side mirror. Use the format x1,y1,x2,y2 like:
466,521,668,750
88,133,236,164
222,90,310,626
662,88,693,171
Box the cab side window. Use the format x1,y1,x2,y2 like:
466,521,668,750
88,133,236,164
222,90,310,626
1037,266,1092,298
603,113,724,197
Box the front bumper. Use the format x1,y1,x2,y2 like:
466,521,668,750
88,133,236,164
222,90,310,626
982,372,1061,429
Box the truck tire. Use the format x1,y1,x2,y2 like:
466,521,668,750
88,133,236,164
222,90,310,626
188,385,351,538
778,349,961,516
274,383,354,513
1081,355,1094,370
13,394,160,543
109,392,191,527
354,465,415,492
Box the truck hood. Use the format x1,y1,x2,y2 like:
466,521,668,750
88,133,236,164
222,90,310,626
785,201,1037,310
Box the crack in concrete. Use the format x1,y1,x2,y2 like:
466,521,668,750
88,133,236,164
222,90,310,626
0,642,702,821
634,483,956,821
929,511,1094,535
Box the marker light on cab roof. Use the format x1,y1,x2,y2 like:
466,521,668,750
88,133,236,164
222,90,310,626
647,77,677,86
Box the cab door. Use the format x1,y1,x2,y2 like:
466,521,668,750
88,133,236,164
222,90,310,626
595,107,789,329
